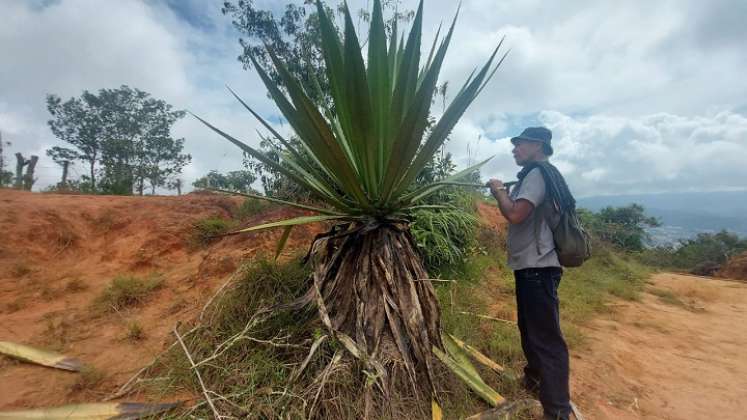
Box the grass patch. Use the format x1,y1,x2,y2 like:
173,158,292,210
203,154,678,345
235,198,270,220
560,244,650,325
143,257,316,418
125,320,145,341
192,217,237,247
648,287,687,308
65,278,88,293
11,263,32,278
70,366,105,392
94,274,163,312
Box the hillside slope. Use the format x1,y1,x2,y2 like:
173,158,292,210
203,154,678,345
0,189,320,408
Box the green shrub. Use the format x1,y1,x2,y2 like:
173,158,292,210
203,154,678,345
639,230,747,274
146,257,314,418
125,320,145,341
578,204,659,252
192,217,236,246
411,208,478,271
95,274,163,312
70,366,105,391
411,189,480,272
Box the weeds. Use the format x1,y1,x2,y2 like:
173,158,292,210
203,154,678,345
11,263,32,278
235,198,270,220
125,321,145,341
94,274,163,312
648,287,688,308
65,278,88,293
71,366,105,392
192,217,236,247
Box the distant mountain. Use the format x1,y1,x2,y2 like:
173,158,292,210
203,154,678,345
576,191,747,245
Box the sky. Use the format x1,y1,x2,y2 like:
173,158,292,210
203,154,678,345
1,0,746,197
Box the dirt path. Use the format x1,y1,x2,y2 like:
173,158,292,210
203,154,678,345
571,272,747,420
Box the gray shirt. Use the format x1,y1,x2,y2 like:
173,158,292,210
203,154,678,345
507,167,561,270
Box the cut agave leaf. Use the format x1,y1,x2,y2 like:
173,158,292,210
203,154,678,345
447,334,505,374
432,399,443,420
433,344,505,407
0,402,180,419
442,334,480,379
0,341,81,372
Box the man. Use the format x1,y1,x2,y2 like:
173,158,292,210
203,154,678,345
487,126,571,420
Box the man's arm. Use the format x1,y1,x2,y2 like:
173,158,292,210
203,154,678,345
487,179,534,224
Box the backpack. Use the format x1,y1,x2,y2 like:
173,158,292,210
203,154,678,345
530,165,592,268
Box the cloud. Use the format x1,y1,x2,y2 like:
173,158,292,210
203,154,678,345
1,0,745,197
0,0,278,190
444,109,747,197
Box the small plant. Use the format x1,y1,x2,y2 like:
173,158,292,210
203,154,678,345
11,263,32,278
235,198,269,220
192,217,236,246
71,366,105,392
4,301,24,313
412,206,478,270
95,274,163,312
65,278,88,293
40,285,56,301
95,210,117,233
125,321,145,341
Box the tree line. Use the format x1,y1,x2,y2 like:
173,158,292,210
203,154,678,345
45,85,190,195
1,85,190,195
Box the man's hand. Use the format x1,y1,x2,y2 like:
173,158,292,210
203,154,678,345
489,178,534,224
486,179,506,198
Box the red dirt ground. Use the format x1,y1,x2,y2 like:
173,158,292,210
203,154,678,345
572,273,747,419
0,189,322,409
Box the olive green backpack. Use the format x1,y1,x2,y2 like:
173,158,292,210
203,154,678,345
531,167,592,267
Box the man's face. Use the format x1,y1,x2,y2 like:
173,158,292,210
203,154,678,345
512,140,543,166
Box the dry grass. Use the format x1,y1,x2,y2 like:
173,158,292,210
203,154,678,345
125,321,146,341
65,278,88,293
191,217,236,247
70,366,105,392
10,263,32,278
94,274,163,312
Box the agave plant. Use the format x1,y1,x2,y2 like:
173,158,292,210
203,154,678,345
196,0,506,398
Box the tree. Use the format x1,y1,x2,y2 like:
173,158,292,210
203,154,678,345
168,178,183,195
193,169,257,194
46,146,78,187
198,0,505,408
47,92,105,190
0,132,12,187
47,86,190,195
223,0,417,108
579,204,660,251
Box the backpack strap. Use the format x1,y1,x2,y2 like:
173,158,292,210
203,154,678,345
531,165,561,255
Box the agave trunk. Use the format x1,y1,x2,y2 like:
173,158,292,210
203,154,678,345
308,222,442,395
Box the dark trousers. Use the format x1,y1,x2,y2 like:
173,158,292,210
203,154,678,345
515,267,571,420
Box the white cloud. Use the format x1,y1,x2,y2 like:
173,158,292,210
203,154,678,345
1,0,745,197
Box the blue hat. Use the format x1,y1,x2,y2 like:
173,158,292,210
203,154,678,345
510,126,553,156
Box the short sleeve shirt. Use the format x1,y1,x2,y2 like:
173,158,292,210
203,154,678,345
507,168,561,270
